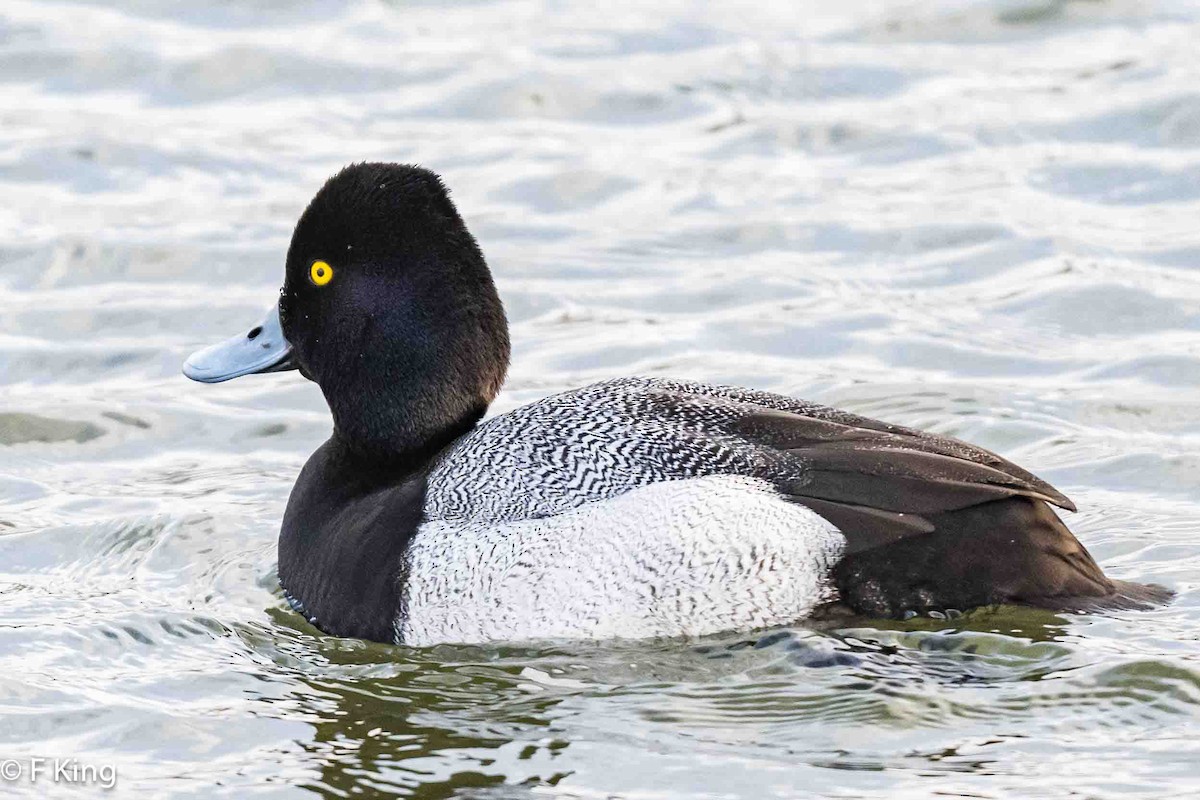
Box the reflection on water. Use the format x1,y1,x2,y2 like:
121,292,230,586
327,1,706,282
1,0,1199,797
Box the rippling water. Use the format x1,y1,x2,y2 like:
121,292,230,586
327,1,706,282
2,0,1199,797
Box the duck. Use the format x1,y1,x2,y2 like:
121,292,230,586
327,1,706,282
183,162,1170,646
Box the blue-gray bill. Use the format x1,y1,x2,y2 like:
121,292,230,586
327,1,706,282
182,301,296,383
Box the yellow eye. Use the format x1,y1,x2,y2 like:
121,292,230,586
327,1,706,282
310,260,333,286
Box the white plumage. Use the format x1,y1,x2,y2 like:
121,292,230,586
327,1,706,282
400,475,844,645
399,377,854,644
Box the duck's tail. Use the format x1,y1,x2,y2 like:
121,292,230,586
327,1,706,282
1025,578,1175,614
831,496,1173,618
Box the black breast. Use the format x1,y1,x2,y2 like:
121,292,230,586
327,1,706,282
278,438,426,643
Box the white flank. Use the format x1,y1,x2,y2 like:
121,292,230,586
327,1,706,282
398,475,844,646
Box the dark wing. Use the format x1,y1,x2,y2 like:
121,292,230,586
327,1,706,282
646,381,1171,615
731,407,1075,554
655,382,1075,553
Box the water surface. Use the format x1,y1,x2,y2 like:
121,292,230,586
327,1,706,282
1,0,1199,797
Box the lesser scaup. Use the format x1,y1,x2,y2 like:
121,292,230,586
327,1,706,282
183,163,1170,645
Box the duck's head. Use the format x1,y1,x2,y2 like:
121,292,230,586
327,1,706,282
184,163,510,462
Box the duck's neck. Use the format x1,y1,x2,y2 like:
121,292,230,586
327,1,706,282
279,401,490,643
327,383,487,468
278,435,426,643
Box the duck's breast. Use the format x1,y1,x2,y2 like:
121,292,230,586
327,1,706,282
397,475,844,646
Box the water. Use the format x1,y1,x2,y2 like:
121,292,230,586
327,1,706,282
2,0,1199,796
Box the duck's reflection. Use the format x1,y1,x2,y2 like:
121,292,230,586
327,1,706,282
247,604,1071,797
254,609,576,798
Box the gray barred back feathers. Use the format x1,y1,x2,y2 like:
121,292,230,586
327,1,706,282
423,376,845,522
403,377,856,644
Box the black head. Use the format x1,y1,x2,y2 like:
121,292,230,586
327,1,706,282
279,163,509,462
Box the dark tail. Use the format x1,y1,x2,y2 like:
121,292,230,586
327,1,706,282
1025,578,1175,614
832,496,1173,617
